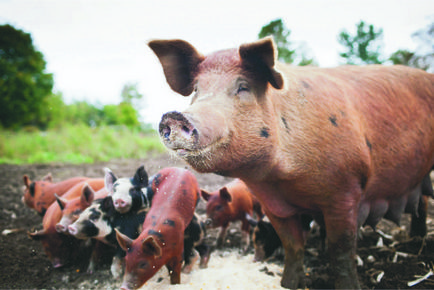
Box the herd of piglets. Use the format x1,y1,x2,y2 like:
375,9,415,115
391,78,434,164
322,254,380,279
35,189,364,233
23,165,270,289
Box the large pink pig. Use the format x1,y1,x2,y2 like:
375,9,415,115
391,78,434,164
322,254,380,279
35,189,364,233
149,37,434,289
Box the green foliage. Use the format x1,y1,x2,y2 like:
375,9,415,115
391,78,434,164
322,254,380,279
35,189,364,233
258,19,315,66
338,20,384,65
0,24,54,129
0,125,165,164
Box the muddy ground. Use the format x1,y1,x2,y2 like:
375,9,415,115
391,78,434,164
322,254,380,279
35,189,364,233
1,152,434,289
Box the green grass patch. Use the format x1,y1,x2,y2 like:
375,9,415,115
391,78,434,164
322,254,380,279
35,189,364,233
0,125,166,164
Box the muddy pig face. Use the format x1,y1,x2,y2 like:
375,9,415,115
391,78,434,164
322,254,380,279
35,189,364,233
116,231,163,290
104,166,149,214
151,37,284,175
201,187,232,228
68,197,114,240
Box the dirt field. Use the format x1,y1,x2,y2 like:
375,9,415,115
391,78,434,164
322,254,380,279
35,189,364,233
1,152,434,289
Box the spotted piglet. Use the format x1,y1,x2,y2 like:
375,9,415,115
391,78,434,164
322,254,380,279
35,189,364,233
104,165,153,214
68,195,147,279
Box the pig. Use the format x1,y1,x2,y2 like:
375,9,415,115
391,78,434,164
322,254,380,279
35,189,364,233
115,167,200,290
182,213,211,273
246,214,282,262
149,37,434,288
22,173,88,216
104,165,153,214
28,178,104,268
55,185,108,234
67,195,147,279
200,178,263,252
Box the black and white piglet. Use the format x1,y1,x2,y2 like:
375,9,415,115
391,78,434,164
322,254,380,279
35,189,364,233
104,165,154,214
68,195,147,279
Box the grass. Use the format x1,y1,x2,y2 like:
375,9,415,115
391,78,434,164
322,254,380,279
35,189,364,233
0,124,166,164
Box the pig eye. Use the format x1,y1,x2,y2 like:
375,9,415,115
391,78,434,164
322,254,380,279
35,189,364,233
138,261,148,269
236,83,250,95
215,205,223,211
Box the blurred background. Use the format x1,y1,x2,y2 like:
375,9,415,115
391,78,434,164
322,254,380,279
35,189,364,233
1,0,433,164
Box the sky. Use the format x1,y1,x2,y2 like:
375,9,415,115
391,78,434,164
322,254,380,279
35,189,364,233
1,0,433,127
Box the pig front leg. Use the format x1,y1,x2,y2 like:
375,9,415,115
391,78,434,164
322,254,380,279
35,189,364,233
323,199,360,289
216,224,228,248
111,255,123,279
267,214,306,289
166,255,183,284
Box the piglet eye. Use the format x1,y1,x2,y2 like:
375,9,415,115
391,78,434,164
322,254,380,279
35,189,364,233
215,205,223,212
139,261,148,269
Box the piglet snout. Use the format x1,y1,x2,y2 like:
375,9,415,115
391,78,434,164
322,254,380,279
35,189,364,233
55,223,66,233
114,198,127,209
68,225,78,236
159,111,198,148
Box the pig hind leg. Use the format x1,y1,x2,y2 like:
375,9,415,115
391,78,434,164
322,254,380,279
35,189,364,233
410,174,433,237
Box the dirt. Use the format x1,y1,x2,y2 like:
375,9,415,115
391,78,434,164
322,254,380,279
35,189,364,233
1,152,433,289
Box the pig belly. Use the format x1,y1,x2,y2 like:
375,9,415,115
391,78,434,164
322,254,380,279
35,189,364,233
358,185,422,228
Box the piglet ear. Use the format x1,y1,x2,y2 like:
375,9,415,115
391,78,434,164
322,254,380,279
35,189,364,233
104,168,117,193
80,183,95,208
115,228,133,252
43,173,53,183
219,187,232,202
133,165,149,188
239,36,284,90
23,175,31,188
148,39,204,96
245,213,258,227
28,229,46,241
142,236,162,258
200,190,211,201
55,193,67,210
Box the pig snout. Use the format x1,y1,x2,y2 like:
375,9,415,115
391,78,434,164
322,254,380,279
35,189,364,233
68,225,78,236
159,111,199,151
55,223,66,233
114,198,128,211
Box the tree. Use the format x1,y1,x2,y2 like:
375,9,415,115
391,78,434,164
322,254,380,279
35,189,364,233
410,21,434,72
338,20,384,65
0,24,53,129
258,19,315,66
121,82,143,107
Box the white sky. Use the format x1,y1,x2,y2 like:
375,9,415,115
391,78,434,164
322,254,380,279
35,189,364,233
1,0,433,127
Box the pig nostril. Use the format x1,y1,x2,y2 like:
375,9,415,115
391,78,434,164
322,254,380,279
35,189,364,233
182,125,190,134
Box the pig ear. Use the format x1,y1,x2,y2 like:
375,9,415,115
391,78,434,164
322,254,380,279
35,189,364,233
115,228,133,252
239,36,284,90
142,236,162,258
42,173,53,182
28,229,45,241
219,187,232,202
23,175,31,188
104,168,117,193
55,193,67,210
133,165,149,188
80,183,95,208
148,39,204,96
201,190,211,201
245,213,258,227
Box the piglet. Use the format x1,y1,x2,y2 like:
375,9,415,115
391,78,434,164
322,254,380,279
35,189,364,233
22,173,88,216
201,178,263,252
104,165,152,214
116,167,200,290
